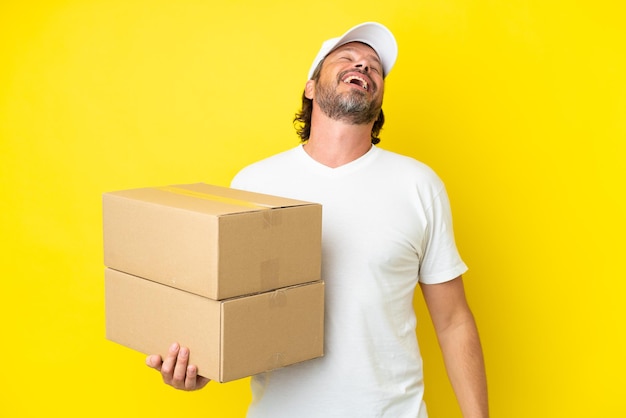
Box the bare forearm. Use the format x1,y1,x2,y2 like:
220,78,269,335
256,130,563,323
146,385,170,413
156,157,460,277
420,277,489,417
437,314,489,418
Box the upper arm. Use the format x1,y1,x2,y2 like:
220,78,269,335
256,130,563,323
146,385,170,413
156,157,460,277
420,275,474,334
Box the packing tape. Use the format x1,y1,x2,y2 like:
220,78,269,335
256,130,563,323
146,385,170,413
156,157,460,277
261,258,281,293
262,210,282,229
268,287,287,308
158,186,274,210
269,352,286,369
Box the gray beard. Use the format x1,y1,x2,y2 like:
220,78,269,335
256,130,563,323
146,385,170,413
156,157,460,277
315,83,381,125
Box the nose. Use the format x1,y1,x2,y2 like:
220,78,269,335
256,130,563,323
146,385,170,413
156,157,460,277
355,63,369,72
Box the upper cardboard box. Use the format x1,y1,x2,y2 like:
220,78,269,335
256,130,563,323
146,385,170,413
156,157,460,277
103,183,322,300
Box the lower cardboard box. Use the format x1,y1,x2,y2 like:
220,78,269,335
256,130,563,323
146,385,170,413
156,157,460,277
105,268,324,382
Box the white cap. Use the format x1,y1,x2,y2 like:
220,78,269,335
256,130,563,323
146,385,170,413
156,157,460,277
307,22,398,80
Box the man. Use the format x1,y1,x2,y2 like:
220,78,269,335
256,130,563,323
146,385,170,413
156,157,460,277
147,22,489,417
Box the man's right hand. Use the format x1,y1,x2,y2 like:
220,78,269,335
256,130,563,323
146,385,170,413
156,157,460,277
146,342,210,391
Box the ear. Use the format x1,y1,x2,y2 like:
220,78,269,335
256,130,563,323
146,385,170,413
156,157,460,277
304,80,315,100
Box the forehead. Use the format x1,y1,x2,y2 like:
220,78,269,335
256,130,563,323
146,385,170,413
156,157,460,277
328,42,381,64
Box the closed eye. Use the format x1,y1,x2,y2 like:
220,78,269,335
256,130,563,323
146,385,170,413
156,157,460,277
332,48,382,75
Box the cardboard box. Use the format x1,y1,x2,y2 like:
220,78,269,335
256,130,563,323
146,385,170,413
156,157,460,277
105,268,325,382
103,183,322,300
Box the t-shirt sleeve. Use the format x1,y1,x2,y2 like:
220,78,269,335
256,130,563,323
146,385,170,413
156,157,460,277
418,183,468,284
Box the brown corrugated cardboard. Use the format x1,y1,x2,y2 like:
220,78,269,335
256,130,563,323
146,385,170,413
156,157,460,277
102,182,322,300
105,268,324,382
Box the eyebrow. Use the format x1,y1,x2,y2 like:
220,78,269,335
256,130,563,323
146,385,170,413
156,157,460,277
336,46,382,67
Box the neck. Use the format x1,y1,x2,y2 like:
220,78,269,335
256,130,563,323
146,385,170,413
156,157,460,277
303,111,374,168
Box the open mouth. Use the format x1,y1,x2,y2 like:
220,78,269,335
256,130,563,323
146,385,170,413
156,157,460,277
342,75,369,91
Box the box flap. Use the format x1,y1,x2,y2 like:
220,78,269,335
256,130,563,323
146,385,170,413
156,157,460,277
173,183,319,211
103,183,319,217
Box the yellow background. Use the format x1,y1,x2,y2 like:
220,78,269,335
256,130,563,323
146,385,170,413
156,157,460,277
2,0,624,416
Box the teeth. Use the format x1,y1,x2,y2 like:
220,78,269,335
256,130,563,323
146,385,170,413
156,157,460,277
343,75,368,91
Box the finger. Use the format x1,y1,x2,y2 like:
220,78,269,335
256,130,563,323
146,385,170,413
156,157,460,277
160,342,180,385
185,365,211,391
145,355,163,371
171,346,191,389
185,364,198,390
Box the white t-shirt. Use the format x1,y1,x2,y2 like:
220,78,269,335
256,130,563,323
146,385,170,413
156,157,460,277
231,145,467,418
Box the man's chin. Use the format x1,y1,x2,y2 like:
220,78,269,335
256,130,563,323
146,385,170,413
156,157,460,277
316,89,380,124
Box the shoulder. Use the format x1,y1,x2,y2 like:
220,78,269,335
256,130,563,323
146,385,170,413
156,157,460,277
373,147,444,189
231,146,301,190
